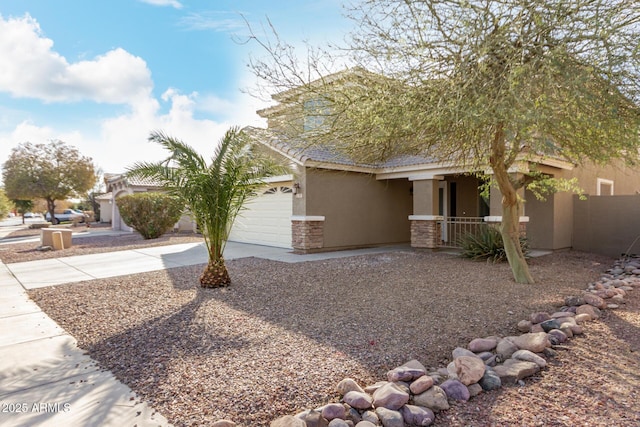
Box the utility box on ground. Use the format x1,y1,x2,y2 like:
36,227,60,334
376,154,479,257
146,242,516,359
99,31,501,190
41,228,73,249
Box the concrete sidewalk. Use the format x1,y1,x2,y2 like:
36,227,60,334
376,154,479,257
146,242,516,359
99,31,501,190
5,241,410,289
0,262,170,427
0,239,409,426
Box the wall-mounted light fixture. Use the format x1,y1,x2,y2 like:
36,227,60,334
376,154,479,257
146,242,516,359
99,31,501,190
293,182,301,197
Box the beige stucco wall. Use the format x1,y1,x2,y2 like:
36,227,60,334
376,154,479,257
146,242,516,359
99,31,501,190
99,200,112,223
299,168,412,249
573,194,640,257
524,160,640,250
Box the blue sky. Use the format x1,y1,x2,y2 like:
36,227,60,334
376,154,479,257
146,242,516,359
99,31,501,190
0,0,351,178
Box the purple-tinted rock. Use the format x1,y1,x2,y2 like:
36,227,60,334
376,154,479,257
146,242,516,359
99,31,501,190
322,403,346,421
583,293,606,309
387,366,425,382
577,304,601,319
468,337,498,352
372,382,409,410
343,391,373,410
409,375,434,394
400,405,435,426
547,329,568,344
440,379,470,401
551,311,575,320
530,312,551,324
511,332,550,353
336,378,364,395
512,350,547,368
270,415,306,427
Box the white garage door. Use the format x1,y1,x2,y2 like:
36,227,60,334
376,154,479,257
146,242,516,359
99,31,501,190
228,184,293,248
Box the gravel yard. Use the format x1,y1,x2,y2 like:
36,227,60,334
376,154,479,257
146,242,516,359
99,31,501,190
19,233,640,426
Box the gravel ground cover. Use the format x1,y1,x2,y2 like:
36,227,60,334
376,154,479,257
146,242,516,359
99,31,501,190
22,238,640,427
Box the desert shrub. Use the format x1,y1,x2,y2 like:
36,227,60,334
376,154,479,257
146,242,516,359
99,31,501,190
460,224,528,263
117,192,184,239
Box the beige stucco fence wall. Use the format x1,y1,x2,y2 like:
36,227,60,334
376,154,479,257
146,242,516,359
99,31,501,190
572,194,640,258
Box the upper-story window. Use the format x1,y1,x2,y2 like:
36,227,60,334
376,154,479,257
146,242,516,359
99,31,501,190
596,178,614,196
303,97,331,132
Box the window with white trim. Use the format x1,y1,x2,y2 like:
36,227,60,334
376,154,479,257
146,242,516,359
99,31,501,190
596,178,614,196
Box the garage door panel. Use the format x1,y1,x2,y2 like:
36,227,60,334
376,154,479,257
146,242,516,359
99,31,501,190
228,184,293,248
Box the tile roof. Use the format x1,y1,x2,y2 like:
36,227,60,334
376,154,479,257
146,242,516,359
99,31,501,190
105,173,164,188
245,127,439,171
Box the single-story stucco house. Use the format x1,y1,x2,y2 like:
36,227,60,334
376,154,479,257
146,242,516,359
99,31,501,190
105,174,194,233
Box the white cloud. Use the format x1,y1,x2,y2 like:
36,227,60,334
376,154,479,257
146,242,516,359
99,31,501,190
138,0,183,9
0,13,267,181
0,14,153,105
178,11,246,33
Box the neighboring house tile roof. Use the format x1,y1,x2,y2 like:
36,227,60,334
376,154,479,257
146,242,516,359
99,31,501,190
125,175,164,187
95,192,112,201
106,173,163,188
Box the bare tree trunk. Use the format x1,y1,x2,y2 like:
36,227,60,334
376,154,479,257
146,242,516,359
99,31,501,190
490,124,535,284
501,200,534,284
46,198,56,225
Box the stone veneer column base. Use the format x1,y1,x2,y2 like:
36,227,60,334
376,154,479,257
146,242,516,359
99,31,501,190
409,215,443,249
291,216,325,253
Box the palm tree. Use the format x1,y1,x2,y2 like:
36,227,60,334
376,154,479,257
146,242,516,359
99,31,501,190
127,127,287,288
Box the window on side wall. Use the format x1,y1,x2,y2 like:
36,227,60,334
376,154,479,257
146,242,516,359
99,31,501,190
303,97,331,133
596,178,614,196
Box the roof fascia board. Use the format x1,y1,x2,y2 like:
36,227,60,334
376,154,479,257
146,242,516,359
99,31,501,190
254,139,305,166
376,165,469,180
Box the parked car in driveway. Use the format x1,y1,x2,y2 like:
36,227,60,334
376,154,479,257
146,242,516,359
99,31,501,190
45,209,86,224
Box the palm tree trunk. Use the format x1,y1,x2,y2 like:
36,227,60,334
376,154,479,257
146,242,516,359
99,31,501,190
199,257,231,288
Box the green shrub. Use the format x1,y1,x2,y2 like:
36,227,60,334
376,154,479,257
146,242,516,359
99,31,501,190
459,225,528,263
117,192,184,239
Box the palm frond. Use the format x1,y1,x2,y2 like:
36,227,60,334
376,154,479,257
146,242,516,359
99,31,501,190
127,127,289,267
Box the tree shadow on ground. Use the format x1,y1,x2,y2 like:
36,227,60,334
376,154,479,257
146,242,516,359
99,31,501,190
30,249,626,425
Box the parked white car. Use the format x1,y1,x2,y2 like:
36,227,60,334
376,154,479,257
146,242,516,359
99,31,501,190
45,209,86,224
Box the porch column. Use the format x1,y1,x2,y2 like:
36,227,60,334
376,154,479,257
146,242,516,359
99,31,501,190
291,215,325,253
409,178,443,249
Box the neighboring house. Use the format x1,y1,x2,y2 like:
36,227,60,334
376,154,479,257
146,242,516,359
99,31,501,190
105,174,164,232
95,192,112,223
105,173,194,233
240,71,640,254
